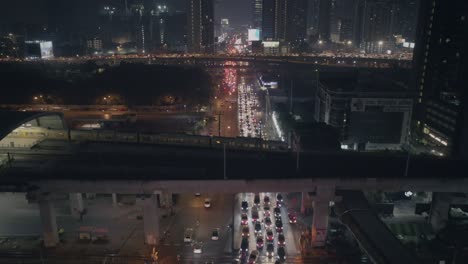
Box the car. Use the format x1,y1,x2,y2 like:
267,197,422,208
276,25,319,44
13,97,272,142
241,201,249,211
211,229,219,241
277,234,285,247
256,236,264,249
194,193,201,196
252,208,259,222
288,213,297,224
274,207,281,217
204,198,211,208
193,242,203,254
264,204,270,211
248,250,259,264
254,194,260,205
241,213,249,225
275,216,282,223
264,210,271,217
184,228,194,243
254,222,262,234
266,243,275,258
264,217,272,227
242,226,250,237
266,229,274,242
277,247,286,260
275,221,283,233
240,237,249,253
276,193,283,202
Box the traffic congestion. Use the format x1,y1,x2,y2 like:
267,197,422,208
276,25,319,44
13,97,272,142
238,77,263,138
235,193,299,264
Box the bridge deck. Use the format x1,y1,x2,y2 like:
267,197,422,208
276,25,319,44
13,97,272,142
0,140,466,181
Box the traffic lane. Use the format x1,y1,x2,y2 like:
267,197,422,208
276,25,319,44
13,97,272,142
170,193,233,263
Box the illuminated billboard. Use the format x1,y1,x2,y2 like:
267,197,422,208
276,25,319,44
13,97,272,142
40,41,54,59
263,41,280,48
25,40,54,59
248,29,261,41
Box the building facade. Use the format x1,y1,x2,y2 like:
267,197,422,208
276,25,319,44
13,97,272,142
187,0,214,53
315,77,413,151
413,0,468,158
252,0,263,29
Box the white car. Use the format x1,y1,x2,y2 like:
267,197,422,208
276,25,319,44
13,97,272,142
204,199,211,208
184,228,194,243
211,229,219,241
193,242,203,254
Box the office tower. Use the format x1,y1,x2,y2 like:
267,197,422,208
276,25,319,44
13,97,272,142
307,0,320,37
165,12,187,51
262,0,276,40
287,0,308,51
391,0,419,42
317,0,331,42
413,0,468,158
187,0,214,53
261,0,289,41
261,0,306,43
360,0,393,43
252,0,263,29
358,0,394,53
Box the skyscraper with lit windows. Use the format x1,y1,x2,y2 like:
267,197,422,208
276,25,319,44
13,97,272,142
413,0,468,158
187,0,214,53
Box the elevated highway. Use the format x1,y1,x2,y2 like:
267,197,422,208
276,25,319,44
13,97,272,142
0,140,467,194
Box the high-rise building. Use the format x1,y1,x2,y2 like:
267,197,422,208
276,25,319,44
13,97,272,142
252,0,263,29
261,0,288,41
307,0,320,37
359,0,394,50
317,0,331,42
187,0,214,53
287,0,308,51
164,12,187,51
262,0,276,40
328,0,359,44
413,0,468,158
261,0,307,44
86,38,103,53
391,0,419,43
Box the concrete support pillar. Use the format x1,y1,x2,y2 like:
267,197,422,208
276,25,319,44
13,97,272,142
311,200,329,247
301,192,311,215
112,193,118,207
166,192,173,207
38,194,59,248
69,193,84,218
311,186,335,247
143,194,160,245
430,192,451,232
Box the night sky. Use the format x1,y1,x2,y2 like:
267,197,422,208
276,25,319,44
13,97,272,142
0,0,252,28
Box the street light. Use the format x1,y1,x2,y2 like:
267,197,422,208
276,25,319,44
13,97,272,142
347,40,352,45
318,40,323,45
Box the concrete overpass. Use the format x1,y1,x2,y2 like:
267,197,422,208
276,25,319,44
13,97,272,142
0,111,467,263
24,54,412,69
